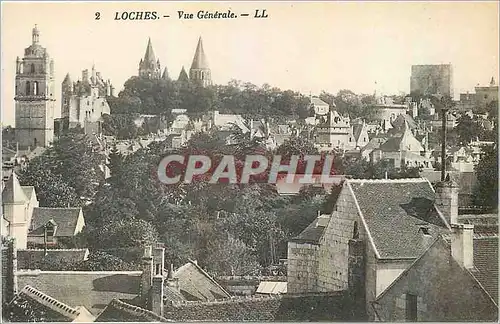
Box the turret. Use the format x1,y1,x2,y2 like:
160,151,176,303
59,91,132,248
32,24,40,45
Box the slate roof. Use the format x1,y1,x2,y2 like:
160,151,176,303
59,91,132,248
29,207,82,237
16,271,142,316
96,298,171,322
361,136,388,153
391,114,417,130
290,215,330,244
378,137,403,152
17,249,89,269
347,179,449,259
173,261,231,301
471,237,499,303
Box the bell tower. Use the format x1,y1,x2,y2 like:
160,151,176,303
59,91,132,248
14,25,56,149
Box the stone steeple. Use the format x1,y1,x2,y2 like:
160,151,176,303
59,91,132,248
139,38,161,79
161,67,169,80
178,66,189,82
189,37,212,87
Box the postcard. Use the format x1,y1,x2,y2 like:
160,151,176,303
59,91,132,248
1,1,498,322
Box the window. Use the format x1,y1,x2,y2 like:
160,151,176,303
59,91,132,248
26,81,31,95
33,81,38,95
30,63,35,73
353,221,359,239
155,264,161,275
406,294,418,321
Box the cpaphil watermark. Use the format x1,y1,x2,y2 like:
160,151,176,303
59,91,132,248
157,154,337,184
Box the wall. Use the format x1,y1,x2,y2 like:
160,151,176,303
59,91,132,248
287,242,319,293
163,292,347,322
375,260,414,298
374,240,498,322
317,185,365,292
410,64,453,97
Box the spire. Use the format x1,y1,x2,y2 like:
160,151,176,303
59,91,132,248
62,73,72,84
143,37,157,63
190,37,209,70
32,24,40,45
178,66,189,82
2,173,28,203
162,67,169,80
490,77,495,86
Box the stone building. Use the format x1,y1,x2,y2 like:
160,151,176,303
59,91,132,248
138,38,162,79
312,97,355,151
189,37,212,87
474,77,498,108
287,177,463,320
410,64,453,98
61,65,113,131
14,25,56,149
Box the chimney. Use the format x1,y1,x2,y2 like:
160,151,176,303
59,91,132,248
166,264,180,292
140,246,153,299
151,275,164,316
435,177,459,225
451,223,474,269
348,238,366,320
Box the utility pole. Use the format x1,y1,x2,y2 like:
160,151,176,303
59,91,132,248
440,101,449,181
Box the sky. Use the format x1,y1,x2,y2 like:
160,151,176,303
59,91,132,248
1,1,499,126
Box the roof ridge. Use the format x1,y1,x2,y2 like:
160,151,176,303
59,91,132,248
347,178,428,183
20,285,80,319
186,260,232,298
34,207,81,210
17,248,89,252
108,298,170,322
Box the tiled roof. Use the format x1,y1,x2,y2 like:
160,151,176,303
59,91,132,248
2,172,28,203
8,285,79,322
348,179,449,259
361,136,388,153
17,249,89,269
96,298,171,322
173,261,231,301
378,136,403,152
163,285,186,303
471,237,499,303
16,270,142,316
29,207,82,237
256,281,287,294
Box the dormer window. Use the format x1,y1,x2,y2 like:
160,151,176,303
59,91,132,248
419,226,431,236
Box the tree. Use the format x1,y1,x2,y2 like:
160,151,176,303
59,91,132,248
473,144,498,208
454,115,483,145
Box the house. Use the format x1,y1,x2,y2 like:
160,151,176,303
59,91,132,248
370,120,433,169
287,177,463,320
2,173,85,249
371,233,498,321
27,208,85,247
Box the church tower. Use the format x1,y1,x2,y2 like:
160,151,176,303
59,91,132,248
14,25,56,149
189,37,212,87
139,38,161,79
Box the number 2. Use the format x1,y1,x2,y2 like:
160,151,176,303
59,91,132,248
95,12,101,20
